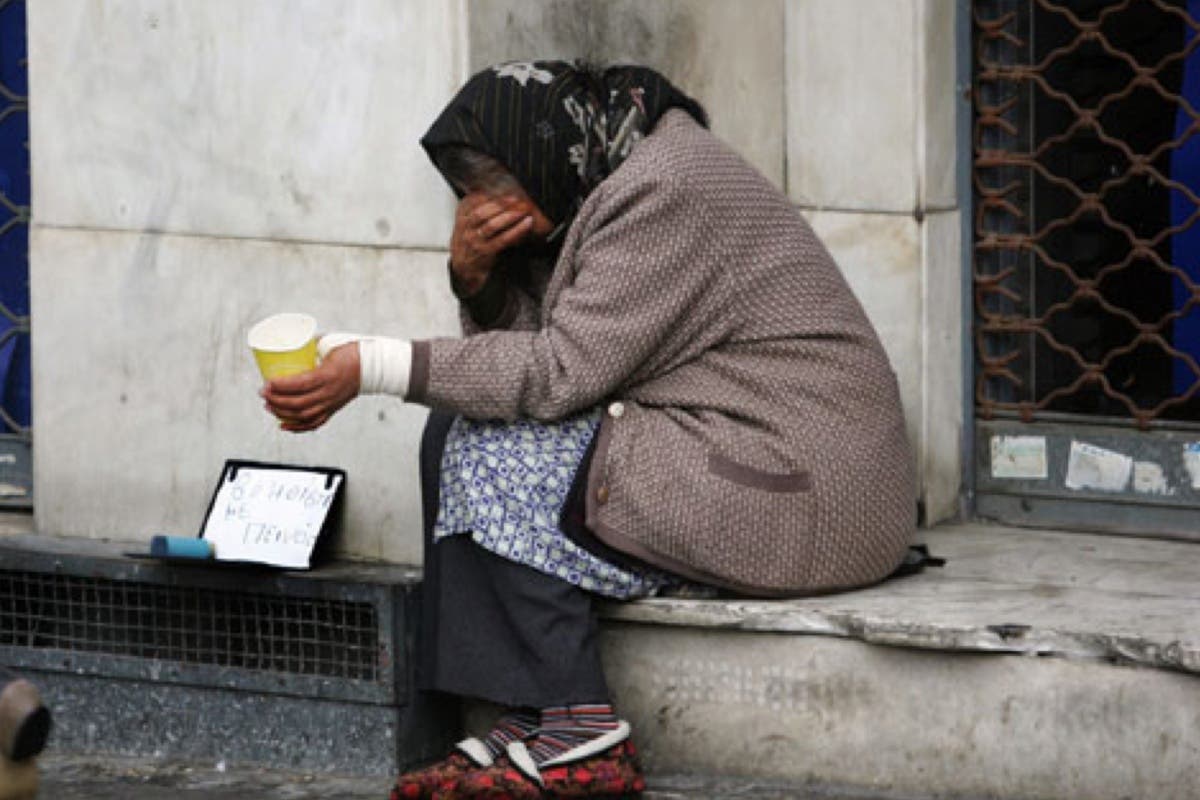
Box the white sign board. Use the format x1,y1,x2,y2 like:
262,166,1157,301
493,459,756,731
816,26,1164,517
200,462,344,569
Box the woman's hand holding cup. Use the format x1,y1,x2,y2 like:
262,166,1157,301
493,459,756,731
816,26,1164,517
248,314,360,433
260,341,361,433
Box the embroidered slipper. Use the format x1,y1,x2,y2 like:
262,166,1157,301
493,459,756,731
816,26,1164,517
391,737,494,800
447,721,644,799
433,758,540,800
534,739,645,799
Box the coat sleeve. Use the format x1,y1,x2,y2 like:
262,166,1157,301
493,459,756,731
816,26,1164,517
408,173,737,421
453,262,544,335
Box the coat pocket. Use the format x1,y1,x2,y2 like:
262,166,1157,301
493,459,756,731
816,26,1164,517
689,449,815,591
639,441,815,590
602,409,817,593
706,452,811,494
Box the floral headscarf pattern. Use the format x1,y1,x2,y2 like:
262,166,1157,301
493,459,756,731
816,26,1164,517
421,60,708,239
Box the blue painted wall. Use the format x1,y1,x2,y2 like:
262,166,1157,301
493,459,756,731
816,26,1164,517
0,0,28,433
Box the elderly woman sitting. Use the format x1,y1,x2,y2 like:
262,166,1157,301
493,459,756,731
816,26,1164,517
263,60,914,800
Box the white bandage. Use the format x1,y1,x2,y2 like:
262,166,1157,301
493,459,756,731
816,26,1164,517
317,332,412,398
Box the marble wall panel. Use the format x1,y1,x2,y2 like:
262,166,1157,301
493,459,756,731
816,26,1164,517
786,0,918,212
31,227,460,563
28,0,463,249
467,0,786,188
921,0,959,209
921,210,964,523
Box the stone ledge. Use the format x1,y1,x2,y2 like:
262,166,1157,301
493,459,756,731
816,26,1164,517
9,512,1197,677
599,522,1200,675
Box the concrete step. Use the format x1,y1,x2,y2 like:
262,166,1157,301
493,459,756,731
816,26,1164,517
588,523,1200,800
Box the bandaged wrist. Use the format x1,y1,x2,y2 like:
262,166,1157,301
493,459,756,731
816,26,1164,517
317,332,412,398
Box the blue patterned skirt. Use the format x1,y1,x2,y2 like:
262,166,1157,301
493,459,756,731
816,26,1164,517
433,409,670,599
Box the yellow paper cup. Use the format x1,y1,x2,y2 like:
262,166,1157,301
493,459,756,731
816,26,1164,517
247,313,318,381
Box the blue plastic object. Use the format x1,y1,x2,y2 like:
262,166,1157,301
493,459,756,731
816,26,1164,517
149,536,214,560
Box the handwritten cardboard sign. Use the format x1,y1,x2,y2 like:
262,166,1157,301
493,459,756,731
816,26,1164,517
200,461,345,569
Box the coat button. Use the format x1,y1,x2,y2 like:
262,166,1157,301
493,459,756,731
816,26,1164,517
596,486,610,504
607,402,626,419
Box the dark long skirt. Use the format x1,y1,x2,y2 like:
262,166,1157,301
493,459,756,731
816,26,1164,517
416,410,611,708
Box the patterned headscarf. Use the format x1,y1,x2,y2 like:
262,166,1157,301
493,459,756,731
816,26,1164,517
421,60,708,239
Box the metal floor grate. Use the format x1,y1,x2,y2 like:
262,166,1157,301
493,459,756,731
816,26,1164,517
0,569,380,681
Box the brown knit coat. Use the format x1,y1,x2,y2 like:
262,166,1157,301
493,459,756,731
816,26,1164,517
409,110,915,596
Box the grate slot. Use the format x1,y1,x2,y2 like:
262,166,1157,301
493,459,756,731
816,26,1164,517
0,569,379,681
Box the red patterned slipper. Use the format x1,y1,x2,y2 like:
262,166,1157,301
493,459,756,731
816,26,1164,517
437,759,542,800
392,737,495,800
442,757,646,799
536,740,645,799
447,722,644,799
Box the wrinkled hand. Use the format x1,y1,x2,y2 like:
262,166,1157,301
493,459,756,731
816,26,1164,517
261,343,361,433
449,193,534,295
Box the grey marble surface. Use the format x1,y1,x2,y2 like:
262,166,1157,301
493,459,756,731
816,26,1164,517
601,522,1200,674
30,227,458,565
28,0,461,250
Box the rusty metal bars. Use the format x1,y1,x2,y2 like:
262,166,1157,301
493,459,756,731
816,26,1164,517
974,0,1200,427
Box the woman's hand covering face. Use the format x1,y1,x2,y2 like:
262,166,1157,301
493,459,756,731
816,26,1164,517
449,193,535,295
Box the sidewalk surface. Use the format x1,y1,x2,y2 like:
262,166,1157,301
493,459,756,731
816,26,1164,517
34,755,900,800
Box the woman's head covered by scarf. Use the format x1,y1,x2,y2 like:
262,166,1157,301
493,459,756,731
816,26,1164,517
421,60,708,241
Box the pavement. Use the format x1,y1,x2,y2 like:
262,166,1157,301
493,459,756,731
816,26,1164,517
31,755,908,800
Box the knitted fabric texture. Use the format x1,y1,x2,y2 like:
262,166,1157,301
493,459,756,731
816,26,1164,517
411,110,915,595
